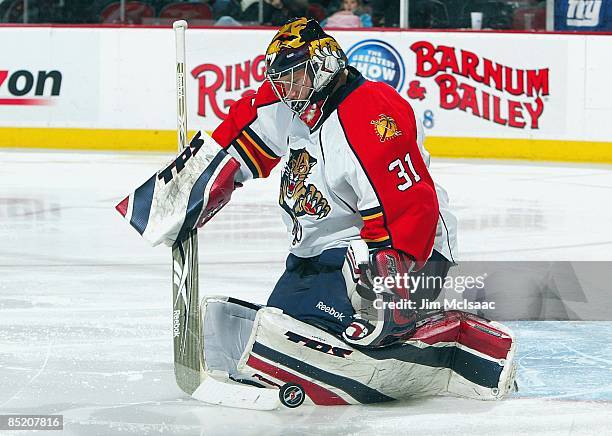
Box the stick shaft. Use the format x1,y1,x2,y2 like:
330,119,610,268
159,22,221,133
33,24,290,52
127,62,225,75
174,20,188,152
171,20,201,396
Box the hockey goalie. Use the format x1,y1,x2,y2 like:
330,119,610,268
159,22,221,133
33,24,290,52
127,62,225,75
116,18,517,408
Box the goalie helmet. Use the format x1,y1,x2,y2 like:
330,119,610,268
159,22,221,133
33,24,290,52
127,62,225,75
265,17,348,115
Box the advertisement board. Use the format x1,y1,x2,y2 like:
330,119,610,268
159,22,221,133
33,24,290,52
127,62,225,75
0,26,610,162
182,31,569,140
0,28,100,126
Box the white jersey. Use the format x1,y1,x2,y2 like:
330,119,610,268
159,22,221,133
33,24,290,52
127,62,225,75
212,69,457,263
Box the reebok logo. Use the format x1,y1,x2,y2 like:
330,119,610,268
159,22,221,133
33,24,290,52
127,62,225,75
316,301,345,322
172,309,181,338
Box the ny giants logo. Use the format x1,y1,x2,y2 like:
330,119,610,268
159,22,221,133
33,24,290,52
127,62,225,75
409,42,549,129
0,69,62,106
567,0,601,26
285,331,353,358
191,55,266,120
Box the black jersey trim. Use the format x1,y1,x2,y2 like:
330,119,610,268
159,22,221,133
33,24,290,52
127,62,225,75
318,124,357,214
337,113,394,248
366,239,392,250
359,206,384,219
439,212,456,264
244,125,280,159
230,141,261,179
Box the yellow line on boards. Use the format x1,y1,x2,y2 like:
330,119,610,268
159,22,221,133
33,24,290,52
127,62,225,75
425,137,612,164
0,127,198,152
1,128,612,163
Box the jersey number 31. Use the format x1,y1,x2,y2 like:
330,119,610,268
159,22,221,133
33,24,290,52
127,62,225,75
388,153,421,191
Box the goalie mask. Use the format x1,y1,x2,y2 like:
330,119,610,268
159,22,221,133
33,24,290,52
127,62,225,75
265,18,348,115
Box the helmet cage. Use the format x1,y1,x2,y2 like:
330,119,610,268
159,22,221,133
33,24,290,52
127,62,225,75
267,60,317,115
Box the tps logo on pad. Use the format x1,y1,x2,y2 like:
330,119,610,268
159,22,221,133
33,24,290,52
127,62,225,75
346,40,405,91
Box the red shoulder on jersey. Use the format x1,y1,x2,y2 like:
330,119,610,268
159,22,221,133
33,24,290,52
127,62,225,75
338,80,439,266
212,81,280,178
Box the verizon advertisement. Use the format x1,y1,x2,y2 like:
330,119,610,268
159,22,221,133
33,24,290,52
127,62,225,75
0,27,610,145
0,69,62,105
0,28,100,126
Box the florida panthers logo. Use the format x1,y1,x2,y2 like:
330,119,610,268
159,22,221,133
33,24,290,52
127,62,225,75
371,114,402,142
279,148,331,245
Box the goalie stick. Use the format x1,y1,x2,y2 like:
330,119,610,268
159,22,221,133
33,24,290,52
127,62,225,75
171,20,280,409
171,20,201,396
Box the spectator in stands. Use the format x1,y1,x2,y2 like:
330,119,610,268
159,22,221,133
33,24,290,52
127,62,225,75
211,0,243,20
370,0,398,27
309,0,341,15
240,0,292,26
288,0,309,16
322,0,372,28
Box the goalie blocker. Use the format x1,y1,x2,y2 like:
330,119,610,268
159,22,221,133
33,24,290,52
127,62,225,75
115,131,240,247
201,296,517,407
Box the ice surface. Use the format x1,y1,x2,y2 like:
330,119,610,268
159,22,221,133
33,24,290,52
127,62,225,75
0,150,611,435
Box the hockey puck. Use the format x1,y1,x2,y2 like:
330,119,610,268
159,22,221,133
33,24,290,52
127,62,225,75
279,383,305,408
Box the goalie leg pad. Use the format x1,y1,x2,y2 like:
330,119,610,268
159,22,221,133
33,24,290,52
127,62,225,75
201,297,518,406
408,311,517,399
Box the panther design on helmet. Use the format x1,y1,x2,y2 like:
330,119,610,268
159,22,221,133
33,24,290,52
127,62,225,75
265,18,347,115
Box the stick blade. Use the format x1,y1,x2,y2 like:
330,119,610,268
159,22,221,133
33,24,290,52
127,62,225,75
192,376,281,411
172,230,202,395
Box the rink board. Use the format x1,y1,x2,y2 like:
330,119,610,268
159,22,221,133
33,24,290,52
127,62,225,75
0,26,611,162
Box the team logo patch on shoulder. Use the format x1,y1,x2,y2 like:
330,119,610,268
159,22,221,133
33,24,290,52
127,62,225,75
371,114,402,142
